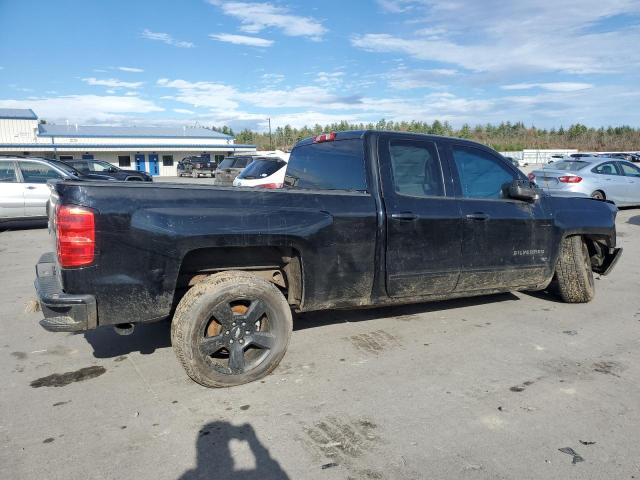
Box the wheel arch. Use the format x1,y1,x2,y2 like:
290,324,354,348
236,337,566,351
177,245,304,309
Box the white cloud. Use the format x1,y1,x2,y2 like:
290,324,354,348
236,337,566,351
118,66,144,73
352,1,640,74
82,77,144,89
209,33,273,47
0,95,163,123
208,1,326,41
141,29,194,48
501,82,593,92
384,67,457,89
173,108,195,114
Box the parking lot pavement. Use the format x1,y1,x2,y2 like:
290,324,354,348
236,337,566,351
1,211,640,480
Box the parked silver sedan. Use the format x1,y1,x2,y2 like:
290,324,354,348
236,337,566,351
529,157,640,206
0,156,113,224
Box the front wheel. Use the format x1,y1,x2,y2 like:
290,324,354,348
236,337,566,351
552,235,595,303
171,271,293,387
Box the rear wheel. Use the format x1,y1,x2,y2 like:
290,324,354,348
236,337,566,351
591,190,605,200
171,271,292,387
552,235,595,303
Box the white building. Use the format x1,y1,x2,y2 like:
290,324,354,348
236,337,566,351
0,108,256,176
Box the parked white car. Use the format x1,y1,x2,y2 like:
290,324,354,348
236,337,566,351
233,155,289,188
0,156,113,223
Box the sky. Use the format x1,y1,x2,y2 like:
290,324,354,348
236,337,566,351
1,0,639,131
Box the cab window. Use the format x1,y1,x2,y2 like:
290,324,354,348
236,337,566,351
389,140,444,197
451,145,516,199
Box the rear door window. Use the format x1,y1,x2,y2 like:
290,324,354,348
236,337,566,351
592,162,620,175
388,140,444,197
233,157,251,169
285,139,367,191
0,162,18,183
219,158,235,169
18,162,63,183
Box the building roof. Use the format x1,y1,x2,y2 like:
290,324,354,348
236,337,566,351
0,108,38,120
37,124,233,139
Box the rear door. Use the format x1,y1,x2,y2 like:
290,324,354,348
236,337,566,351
379,134,462,297
0,160,24,219
17,161,63,217
445,143,551,291
617,161,640,204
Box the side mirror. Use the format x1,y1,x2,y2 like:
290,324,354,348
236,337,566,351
503,179,539,202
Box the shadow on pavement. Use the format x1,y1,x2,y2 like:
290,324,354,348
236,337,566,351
0,220,48,231
294,292,520,331
84,319,171,358
179,421,289,480
628,215,640,226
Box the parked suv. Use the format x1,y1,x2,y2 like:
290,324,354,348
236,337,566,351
0,156,114,223
213,156,253,186
62,159,152,182
177,156,216,178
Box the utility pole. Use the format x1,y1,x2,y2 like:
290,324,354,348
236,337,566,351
268,117,273,150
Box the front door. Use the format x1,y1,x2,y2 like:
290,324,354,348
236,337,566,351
617,161,640,204
0,161,24,219
380,135,462,297
445,143,551,291
148,154,159,176
135,154,146,172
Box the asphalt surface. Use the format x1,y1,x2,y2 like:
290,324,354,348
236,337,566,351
1,209,639,480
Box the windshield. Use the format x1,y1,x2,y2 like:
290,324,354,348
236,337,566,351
549,160,590,171
48,159,81,176
238,158,287,179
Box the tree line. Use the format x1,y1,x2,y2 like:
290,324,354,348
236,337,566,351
211,120,640,152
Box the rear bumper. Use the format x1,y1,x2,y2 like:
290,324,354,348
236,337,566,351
34,253,97,332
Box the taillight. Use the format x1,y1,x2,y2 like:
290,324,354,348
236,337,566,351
313,132,336,143
528,173,536,182
56,205,95,268
558,175,582,183
255,183,282,189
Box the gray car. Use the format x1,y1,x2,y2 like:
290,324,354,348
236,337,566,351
530,157,640,206
213,155,254,186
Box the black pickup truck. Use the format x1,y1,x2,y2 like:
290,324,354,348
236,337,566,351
35,130,622,387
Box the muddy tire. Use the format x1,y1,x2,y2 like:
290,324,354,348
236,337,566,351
171,271,292,387
552,235,595,303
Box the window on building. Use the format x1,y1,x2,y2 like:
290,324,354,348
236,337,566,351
59,155,74,161
118,155,131,167
389,140,444,198
162,155,174,166
285,139,367,191
451,145,516,199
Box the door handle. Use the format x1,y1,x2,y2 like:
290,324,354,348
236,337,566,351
26,186,36,190
391,212,418,221
466,213,490,221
